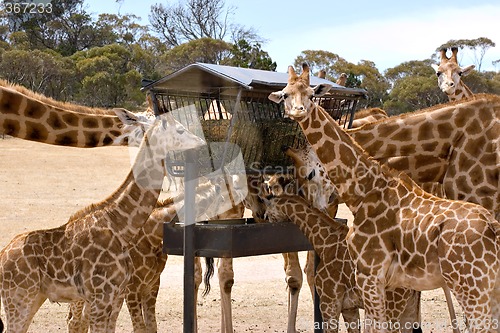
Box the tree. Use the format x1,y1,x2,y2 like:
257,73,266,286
148,0,260,47
72,44,143,107
0,48,75,100
436,37,495,71
228,39,276,70
383,76,442,114
94,13,149,47
383,59,444,114
4,0,100,56
293,50,344,78
160,38,232,74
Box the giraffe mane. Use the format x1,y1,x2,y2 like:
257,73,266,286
0,79,117,116
353,107,388,119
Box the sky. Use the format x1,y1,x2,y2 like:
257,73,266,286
84,0,500,73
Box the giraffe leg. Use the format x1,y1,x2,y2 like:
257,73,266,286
88,293,125,333
67,300,90,333
341,307,361,333
304,250,315,299
194,256,202,332
397,290,421,333
218,257,234,333
490,273,500,333
355,272,388,333
125,290,148,333
385,288,413,333
142,286,160,333
283,252,303,333
315,274,349,333
2,292,46,333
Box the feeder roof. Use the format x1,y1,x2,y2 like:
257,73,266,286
142,62,366,96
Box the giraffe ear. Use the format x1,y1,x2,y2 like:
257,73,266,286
431,64,440,73
313,84,332,97
113,108,140,125
459,65,475,77
268,91,285,104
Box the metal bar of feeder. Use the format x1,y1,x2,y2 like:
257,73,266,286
183,149,198,333
217,88,243,171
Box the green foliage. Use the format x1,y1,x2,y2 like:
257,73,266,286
160,38,232,74
383,76,443,114
293,50,344,77
71,44,144,107
0,48,74,100
228,40,276,71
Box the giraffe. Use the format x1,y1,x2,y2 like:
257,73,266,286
336,73,348,87
66,179,225,333
0,79,151,147
431,47,475,101
264,194,425,333
268,63,500,333
0,111,205,333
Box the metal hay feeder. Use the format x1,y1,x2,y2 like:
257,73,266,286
142,63,365,333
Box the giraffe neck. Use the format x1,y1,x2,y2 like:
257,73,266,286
447,81,473,101
145,181,221,241
348,95,486,160
270,195,348,258
70,131,167,244
0,85,125,147
297,104,393,212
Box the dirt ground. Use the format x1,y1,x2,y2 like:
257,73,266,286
0,136,464,332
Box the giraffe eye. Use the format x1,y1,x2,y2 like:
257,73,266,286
436,72,442,77
283,93,289,99
458,71,463,76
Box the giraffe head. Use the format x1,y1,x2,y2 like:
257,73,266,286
114,108,205,188
268,63,331,119
113,108,155,146
431,47,475,97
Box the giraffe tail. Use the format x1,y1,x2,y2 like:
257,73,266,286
202,257,215,297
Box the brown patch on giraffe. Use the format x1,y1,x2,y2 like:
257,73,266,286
84,132,102,147
46,112,66,130
468,118,483,135
82,118,100,129
338,145,356,168
437,122,454,139
25,121,49,142
385,143,398,156
62,113,79,127
421,142,439,152
417,122,434,141
377,123,399,137
2,118,20,135
55,131,78,146
25,101,46,119
391,128,413,142
0,90,24,114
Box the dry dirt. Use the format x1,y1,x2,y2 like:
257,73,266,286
0,136,464,332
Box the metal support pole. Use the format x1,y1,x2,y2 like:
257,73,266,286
314,251,324,333
183,149,199,333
